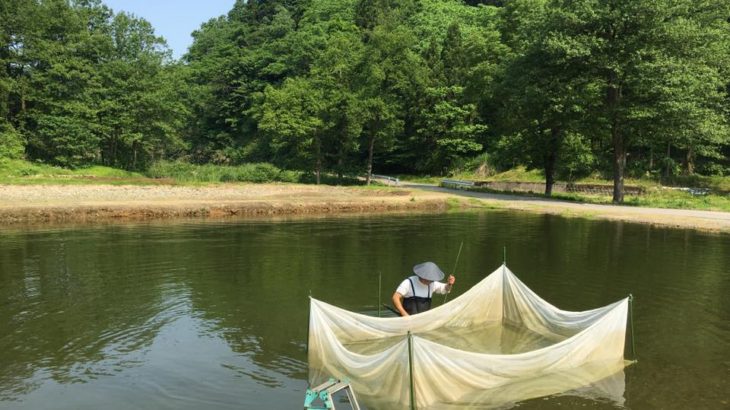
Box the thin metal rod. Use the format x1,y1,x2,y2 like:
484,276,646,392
408,331,416,410
306,293,311,385
443,241,463,304
451,241,464,277
378,271,382,318
503,246,506,265
629,294,637,361
382,303,399,316
306,291,312,355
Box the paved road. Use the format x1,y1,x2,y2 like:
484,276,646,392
404,183,730,232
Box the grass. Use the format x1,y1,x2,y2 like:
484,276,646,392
465,182,730,212
454,169,730,212
660,174,730,193
622,188,730,211
0,159,156,185
0,159,305,185
445,197,463,210
2,158,728,212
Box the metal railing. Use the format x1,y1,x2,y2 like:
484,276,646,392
441,179,475,189
370,174,400,185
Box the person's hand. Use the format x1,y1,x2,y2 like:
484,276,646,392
447,275,455,285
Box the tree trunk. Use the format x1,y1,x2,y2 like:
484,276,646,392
315,136,321,185
366,133,375,186
665,142,671,178
612,123,625,204
112,134,118,167
607,75,624,204
544,127,560,197
682,146,694,175
337,157,343,181
649,146,654,170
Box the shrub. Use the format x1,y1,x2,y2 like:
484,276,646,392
0,123,25,159
146,161,301,183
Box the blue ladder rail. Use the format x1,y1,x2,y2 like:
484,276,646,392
304,378,361,410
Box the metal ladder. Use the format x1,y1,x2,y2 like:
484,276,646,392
303,378,361,410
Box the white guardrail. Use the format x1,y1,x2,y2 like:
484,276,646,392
371,174,400,185
441,179,475,189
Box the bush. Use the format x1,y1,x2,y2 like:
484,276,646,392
0,123,25,159
556,132,596,181
146,161,302,183
452,153,495,177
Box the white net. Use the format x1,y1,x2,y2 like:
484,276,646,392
308,264,630,409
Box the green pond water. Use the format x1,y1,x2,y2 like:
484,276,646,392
0,211,728,409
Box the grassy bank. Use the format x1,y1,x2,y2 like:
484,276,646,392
0,159,373,186
0,159,155,185
2,159,729,212
0,159,304,185
444,167,730,212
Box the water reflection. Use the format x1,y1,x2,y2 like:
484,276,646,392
0,230,185,400
0,213,729,409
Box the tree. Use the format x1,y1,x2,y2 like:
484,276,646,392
0,0,183,168
545,0,730,202
494,0,592,195
96,12,185,169
22,0,104,166
413,86,485,174
184,4,299,163
258,77,325,183
310,29,366,181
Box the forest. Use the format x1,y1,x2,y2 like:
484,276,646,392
1,0,729,203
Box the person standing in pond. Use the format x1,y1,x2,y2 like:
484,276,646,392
392,261,456,316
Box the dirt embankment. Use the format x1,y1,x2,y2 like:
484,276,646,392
1,183,728,232
0,184,452,224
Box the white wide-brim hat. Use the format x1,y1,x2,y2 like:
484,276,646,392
413,261,445,281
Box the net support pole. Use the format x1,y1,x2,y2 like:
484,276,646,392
306,291,312,355
378,272,382,318
408,331,416,410
629,294,637,361
306,294,311,384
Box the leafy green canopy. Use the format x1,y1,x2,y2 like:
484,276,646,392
2,0,728,194
1,0,186,169
183,0,501,178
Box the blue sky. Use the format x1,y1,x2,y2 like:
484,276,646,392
103,0,236,59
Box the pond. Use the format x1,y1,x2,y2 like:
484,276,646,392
0,211,728,409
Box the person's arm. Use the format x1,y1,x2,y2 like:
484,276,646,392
392,292,409,317
436,275,456,294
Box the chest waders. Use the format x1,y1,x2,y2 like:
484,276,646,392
402,278,431,315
